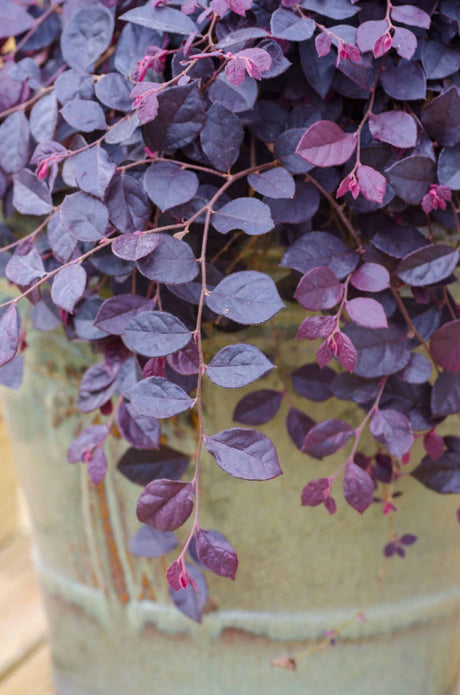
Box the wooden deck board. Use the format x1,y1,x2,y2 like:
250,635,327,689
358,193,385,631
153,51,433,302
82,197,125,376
0,536,48,679
0,645,54,695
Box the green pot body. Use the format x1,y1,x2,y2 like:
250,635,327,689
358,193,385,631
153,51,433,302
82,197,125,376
2,322,460,695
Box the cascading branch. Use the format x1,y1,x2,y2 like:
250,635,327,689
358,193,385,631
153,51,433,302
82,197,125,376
0,0,460,622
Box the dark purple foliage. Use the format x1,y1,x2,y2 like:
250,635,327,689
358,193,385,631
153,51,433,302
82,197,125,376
205,428,282,480
195,527,238,580
117,445,189,486
343,462,374,514
1,0,459,623
137,479,195,532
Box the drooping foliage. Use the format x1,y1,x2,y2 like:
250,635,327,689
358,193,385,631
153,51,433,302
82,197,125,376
1,0,460,622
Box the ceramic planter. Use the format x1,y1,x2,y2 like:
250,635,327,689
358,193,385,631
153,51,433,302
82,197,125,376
2,321,460,695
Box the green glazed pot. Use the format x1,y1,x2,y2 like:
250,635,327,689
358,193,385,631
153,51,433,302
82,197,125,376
2,319,460,695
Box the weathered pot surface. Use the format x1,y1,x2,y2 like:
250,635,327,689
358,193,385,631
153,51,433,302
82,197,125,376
2,322,460,695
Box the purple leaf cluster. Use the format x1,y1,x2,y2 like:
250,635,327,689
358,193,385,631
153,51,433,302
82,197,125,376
1,0,460,623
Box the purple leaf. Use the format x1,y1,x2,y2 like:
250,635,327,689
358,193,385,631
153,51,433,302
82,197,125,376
196,527,238,580
0,112,30,174
294,266,343,311
87,447,107,486
117,400,161,450
270,9,315,41
233,389,283,425
412,452,460,494
430,321,460,371
342,325,411,378
130,82,159,125
142,82,206,153
0,1,34,38
299,38,336,99
0,306,20,368
343,462,374,514
61,6,114,72
67,425,108,463
248,167,295,199
391,26,417,60
112,233,160,262
371,226,427,259
335,331,357,373
346,297,388,329
61,98,107,132
369,409,414,458
296,315,336,341
302,419,354,459
275,128,314,173
206,271,284,325
55,70,94,105
117,445,189,486
106,174,151,235
168,562,208,623
381,62,426,101
51,264,87,313
0,354,24,390
144,161,199,212
13,170,53,216
200,103,244,172
281,231,359,279
61,192,108,241
129,525,177,558
291,363,335,401
300,0,360,19
331,372,380,404
356,20,388,54
301,477,332,506
423,431,444,461
77,364,117,413
136,479,195,531
397,353,432,384
356,165,386,204
95,295,154,335
122,311,192,358
400,534,418,546
421,87,460,148
386,156,435,206
74,145,116,200
205,427,282,481
6,245,45,286
127,376,194,419
207,344,274,389
74,297,115,340
266,180,319,225
47,210,77,263
396,245,459,287
438,146,460,190
137,234,199,285
95,73,132,112
167,341,200,376
422,41,460,80
212,198,274,236
286,407,315,449
120,4,197,35
350,263,390,292
431,372,460,417
390,4,431,29
296,120,357,167
368,111,417,149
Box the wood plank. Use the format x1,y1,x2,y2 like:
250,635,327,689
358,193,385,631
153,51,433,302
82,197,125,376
0,536,47,677
0,645,54,695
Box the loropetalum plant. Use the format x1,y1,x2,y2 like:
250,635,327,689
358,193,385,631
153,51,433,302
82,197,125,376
1,0,460,624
